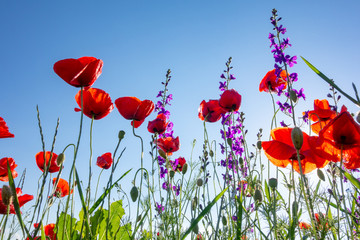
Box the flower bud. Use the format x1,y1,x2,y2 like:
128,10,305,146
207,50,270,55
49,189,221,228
130,186,138,202
137,214,142,222
1,185,13,206
182,163,188,174
197,178,203,187
291,127,303,150
169,170,175,178
256,141,262,150
118,130,125,140
209,150,214,157
254,189,263,203
356,111,360,124
317,169,325,181
292,201,298,216
158,149,167,159
191,197,197,211
269,178,278,189
290,90,298,103
239,157,244,165
56,153,65,166
222,216,227,226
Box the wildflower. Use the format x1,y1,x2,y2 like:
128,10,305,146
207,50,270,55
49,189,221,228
0,157,18,181
0,187,33,214
299,222,311,229
198,100,225,123
307,99,337,134
53,56,103,88
53,178,72,198
96,152,113,169
32,223,56,240
262,128,328,174
147,114,168,134
259,69,287,93
35,152,60,173
115,97,154,128
309,110,360,169
157,136,180,156
0,117,14,138
219,89,242,112
74,88,114,120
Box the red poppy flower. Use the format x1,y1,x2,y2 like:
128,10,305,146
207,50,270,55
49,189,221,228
198,100,225,123
0,117,14,138
96,152,113,169
36,152,60,173
259,69,287,93
147,114,168,134
32,223,56,240
157,136,180,156
0,157,18,182
299,222,311,230
53,178,73,198
171,157,186,172
314,213,329,231
0,187,33,214
74,88,114,120
262,128,328,174
53,56,103,88
115,97,154,128
219,89,242,112
309,111,360,169
307,99,337,134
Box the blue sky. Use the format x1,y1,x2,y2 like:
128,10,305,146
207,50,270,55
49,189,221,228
1,0,360,223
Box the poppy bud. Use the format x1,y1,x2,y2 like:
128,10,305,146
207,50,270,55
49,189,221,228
169,170,175,178
56,153,65,166
137,214,142,222
158,149,167,159
269,178,278,189
1,185,13,206
256,141,262,150
254,189,263,203
130,186,138,202
182,163,188,174
172,199,178,207
222,216,227,226
290,90,298,103
192,197,198,211
291,127,303,150
292,201,298,216
239,157,244,165
118,130,125,140
197,178,203,187
209,150,214,157
356,111,360,124
317,169,325,181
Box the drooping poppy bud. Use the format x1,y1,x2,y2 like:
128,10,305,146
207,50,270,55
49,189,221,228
130,186,138,202
1,185,13,206
317,169,325,181
197,178,203,187
291,127,303,150
56,153,65,166
254,189,263,203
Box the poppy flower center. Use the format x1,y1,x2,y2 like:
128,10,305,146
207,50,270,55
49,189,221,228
289,153,305,161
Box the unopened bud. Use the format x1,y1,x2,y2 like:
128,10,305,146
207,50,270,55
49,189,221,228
118,130,125,140
257,141,262,150
317,169,325,181
137,214,142,222
169,170,175,178
158,149,167,159
1,185,13,206
197,178,203,187
56,153,65,166
291,127,303,150
130,186,138,202
254,189,263,203
191,197,197,211
182,163,188,174
356,111,360,124
292,201,298,215
269,178,278,189
222,216,227,226
209,150,214,157
290,90,298,103
239,157,244,165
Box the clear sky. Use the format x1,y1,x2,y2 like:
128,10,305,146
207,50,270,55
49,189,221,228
1,0,360,224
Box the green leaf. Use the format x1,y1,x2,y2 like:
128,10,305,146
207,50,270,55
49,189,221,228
55,212,79,240
264,180,271,202
89,168,132,214
181,186,229,240
338,166,360,190
301,56,360,107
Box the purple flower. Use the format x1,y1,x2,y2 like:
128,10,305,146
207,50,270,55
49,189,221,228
173,185,180,196
155,202,164,214
160,166,168,179
232,216,238,221
158,156,166,166
302,111,309,124
156,91,163,98
230,74,236,80
280,121,289,127
220,73,226,79
219,81,227,91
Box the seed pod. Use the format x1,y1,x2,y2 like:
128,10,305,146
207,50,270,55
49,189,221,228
356,111,360,124
292,201,298,216
1,185,13,206
56,153,65,166
222,216,227,226
290,90,298,103
317,169,325,181
197,178,203,187
130,186,138,202
118,130,125,140
254,189,263,203
256,141,262,150
191,197,198,211
291,127,303,150
169,170,175,178
269,178,278,189
182,163,188,174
